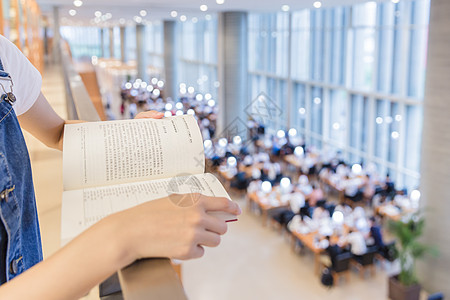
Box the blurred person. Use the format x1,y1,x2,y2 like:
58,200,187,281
312,204,330,221
320,236,344,268
340,229,367,257
308,183,324,207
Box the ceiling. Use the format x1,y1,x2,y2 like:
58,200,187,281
36,0,375,26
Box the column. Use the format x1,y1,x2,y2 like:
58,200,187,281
136,23,148,82
109,27,115,58
100,27,105,57
217,12,248,140
120,26,126,63
52,6,60,63
163,20,178,101
417,0,450,297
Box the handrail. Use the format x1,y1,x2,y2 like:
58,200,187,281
60,46,101,122
118,259,187,300
59,44,187,300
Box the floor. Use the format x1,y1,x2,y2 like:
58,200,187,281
24,64,415,300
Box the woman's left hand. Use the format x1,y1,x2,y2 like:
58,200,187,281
134,110,164,119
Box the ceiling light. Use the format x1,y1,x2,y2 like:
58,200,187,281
170,10,178,18
200,4,208,12
140,10,147,17
94,11,102,17
73,0,83,7
192,17,198,23
134,16,142,23
69,9,77,16
180,15,187,22
281,5,290,12
205,14,212,20
119,18,126,25
288,128,297,137
216,0,225,4
392,0,400,3
105,13,112,19
313,1,322,8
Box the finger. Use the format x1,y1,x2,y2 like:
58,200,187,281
202,214,228,235
191,245,205,259
197,230,221,248
135,111,164,119
199,194,241,215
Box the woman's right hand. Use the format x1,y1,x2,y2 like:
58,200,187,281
108,193,241,267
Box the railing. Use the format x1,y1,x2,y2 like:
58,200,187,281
60,45,187,300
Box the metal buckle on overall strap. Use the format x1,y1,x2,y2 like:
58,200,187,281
0,75,16,105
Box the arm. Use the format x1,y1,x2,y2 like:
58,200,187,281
17,92,80,151
0,194,241,300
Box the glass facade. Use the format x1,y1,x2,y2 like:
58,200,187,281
60,26,103,58
248,0,430,190
178,16,219,98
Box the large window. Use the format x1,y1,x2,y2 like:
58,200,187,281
248,0,430,190
178,16,219,98
60,26,103,58
146,21,164,78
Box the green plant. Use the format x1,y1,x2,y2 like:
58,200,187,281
388,214,437,286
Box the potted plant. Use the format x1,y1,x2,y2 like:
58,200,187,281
387,214,436,300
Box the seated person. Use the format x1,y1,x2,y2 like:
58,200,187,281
298,175,313,196
320,236,344,268
299,199,312,218
312,203,330,221
280,142,295,156
367,216,392,259
230,171,249,190
344,176,364,203
309,183,324,207
363,174,376,202
367,217,384,248
334,203,352,217
383,174,396,199
340,229,367,257
287,214,311,234
272,191,305,227
247,179,262,194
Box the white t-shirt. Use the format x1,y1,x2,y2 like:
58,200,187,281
345,231,367,256
289,192,305,214
0,35,42,116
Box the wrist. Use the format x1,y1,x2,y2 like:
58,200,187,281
97,214,137,270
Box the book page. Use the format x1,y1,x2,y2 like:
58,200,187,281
63,115,205,191
61,173,236,243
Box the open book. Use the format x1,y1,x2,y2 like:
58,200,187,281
61,115,236,244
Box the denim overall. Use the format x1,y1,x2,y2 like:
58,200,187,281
0,58,42,284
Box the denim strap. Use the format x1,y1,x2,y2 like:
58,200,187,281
0,59,9,78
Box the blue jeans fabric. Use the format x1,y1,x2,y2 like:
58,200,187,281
0,60,42,284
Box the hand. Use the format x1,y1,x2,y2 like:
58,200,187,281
134,110,164,119
111,194,241,266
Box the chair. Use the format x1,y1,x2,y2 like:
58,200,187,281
351,246,378,278
428,293,444,300
330,252,353,284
